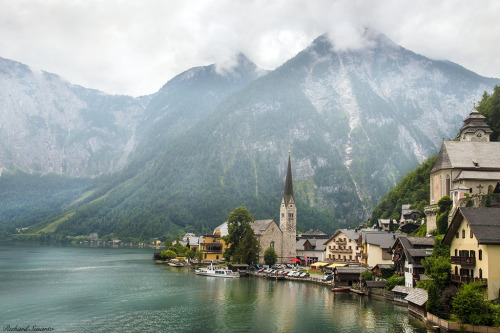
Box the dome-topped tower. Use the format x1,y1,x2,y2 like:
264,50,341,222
458,107,493,142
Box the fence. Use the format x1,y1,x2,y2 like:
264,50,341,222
426,313,500,333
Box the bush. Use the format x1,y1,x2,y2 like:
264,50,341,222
452,282,494,326
361,270,373,281
161,250,177,260
264,247,278,266
385,274,404,290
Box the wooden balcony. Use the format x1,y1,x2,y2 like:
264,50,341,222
451,275,487,285
451,256,476,266
329,248,352,253
335,241,347,245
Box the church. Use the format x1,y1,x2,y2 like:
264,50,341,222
425,106,500,233
215,153,297,263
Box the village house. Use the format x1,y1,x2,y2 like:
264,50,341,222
399,204,423,225
296,238,326,264
425,107,500,233
391,236,435,288
405,288,428,318
359,231,406,267
376,219,398,231
442,207,500,300
323,229,360,264
199,228,226,261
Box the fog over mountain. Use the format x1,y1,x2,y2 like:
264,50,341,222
1,30,498,238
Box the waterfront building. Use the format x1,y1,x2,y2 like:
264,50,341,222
359,231,406,267
200,228,227,261
425,107,500,233
391,236,434,288
323,229,360,264
296,238,326,264
442,207,500,300
405,288,428,318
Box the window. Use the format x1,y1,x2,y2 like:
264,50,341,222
455,249,458,256
270,241,274,249
456,232,459,239
462,229,465,238
479,250,482,260
455,266,458,275
470,230,473,238
470,250,475,258
446,175,450,196
479,268,483,279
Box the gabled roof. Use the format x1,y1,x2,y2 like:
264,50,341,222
405,288,428,306
393,236,434,264
443,207,500,245
431,141,500,173
364,232,406,249
251,219,278,236
324,229,359,245
392,285,412,294
296,238,326,251
335,266,370,274
302,229,328,237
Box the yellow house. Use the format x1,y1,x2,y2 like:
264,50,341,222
443,207,500,300
200,228,227,261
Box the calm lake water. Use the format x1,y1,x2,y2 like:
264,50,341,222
0,243,430,332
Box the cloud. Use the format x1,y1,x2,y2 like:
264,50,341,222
0,0,498,96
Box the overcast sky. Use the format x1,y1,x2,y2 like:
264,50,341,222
1,0,499,97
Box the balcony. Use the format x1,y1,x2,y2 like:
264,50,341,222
451,275,487,285
335,241,347,245
329,248,352,254
451,256,476,266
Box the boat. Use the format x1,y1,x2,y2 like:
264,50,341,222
331,287,350,292
168,262,184,267
195,264,240,278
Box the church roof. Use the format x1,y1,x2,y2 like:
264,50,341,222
250,219,279,236
283,154,294,205
431,141,500,173
453,170,500,181
444,207,500,245
458,108,493,137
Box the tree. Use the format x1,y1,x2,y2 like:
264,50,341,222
233,229,260,265
223,206,256,262
185,249,195,261
195,250,203,263
361,270,373,281
161,250,177,260
478,84,500,141
452,282,494,326
264,247,278,266
437,196,452,235
385,274,404,290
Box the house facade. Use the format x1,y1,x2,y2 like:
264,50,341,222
296,238,326,264
425,108,500,233
443,207,500,300
392,236,434,288
200,230,226,261
323,229,360,264
360,232,406,267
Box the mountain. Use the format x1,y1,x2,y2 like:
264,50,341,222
1,30,500,240
0,57,147,177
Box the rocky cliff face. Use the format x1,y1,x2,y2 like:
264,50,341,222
0,57,146,177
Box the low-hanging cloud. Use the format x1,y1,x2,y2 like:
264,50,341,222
0,0,498,96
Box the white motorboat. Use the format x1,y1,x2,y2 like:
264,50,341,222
195,264,240,278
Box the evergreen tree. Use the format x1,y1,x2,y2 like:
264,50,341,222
223,206,258,263
478,85,500,141
264,247,278,266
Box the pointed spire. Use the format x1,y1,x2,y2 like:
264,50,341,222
283,151,294,200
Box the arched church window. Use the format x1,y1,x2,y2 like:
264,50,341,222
446,175,450,196
270,241,274,248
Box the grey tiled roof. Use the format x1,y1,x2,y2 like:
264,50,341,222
405,288,428,306
335,266,370,274
431,141,500,173
365,232,406,249
296,238,326,251
251,219,277,236
445,207,500,245
392,286,412,294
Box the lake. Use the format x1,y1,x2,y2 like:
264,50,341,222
0,243,430,332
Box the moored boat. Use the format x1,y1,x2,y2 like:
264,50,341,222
195,264,240,278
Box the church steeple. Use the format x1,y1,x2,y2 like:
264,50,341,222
283,153,294,205
458,106,493,142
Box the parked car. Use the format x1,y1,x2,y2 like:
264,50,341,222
322,274,333,281
299,272,310,278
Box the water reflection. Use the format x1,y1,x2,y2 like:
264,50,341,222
0,244,428,332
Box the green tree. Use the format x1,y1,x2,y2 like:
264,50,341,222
361,270,373,281
233,228,260,265
161,250,177,260
195,250,203,263
223,206,256,261
185,249,195,261
478,85,500,141
264,247,278,266
452,282,494,326
385,274,404,290
436,196,452,235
